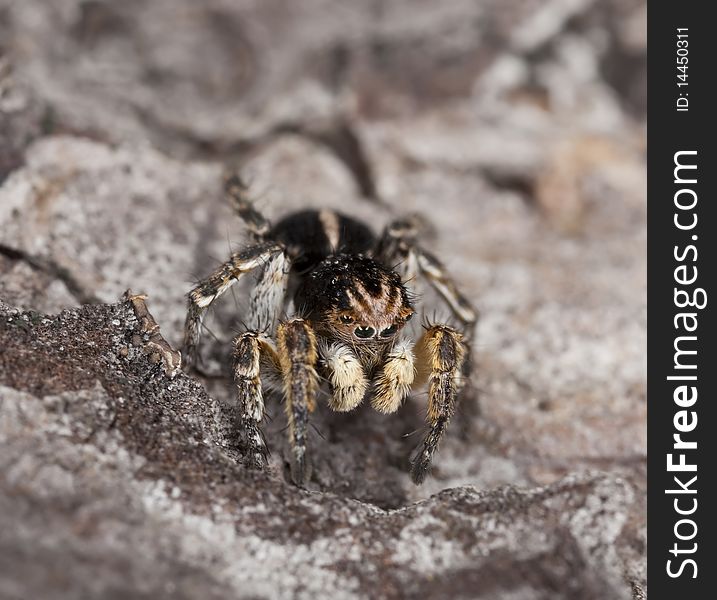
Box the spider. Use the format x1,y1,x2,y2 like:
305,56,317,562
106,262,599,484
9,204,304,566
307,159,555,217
182,175,477,486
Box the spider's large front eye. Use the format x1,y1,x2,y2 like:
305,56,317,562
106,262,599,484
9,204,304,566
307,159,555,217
354,326,375,339
380,324,398,337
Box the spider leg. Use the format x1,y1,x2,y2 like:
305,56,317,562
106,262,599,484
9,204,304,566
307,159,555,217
373,217,422,283
413,247,480,430
375,220,479,427
319,342,369,412
374,219,478,337
371,337,416,414
276,318,319,486
225,173,271,238
414,249,477,337
182,242,284,369
410,324,466,484
231,330,281,469
247,249,290,331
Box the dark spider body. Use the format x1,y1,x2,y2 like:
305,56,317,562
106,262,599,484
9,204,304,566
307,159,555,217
298,251,415,372
269,209,375,273
271,211,417,372
182,176,477,486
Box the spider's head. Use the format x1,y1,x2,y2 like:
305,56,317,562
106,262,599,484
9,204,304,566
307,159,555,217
297,254,414,345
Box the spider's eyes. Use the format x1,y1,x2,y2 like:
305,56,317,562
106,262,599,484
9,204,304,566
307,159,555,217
354,326,375,339
380,324,398,337
404,312,414,322
339,315,354,324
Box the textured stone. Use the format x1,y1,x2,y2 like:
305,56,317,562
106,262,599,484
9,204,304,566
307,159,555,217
1,300,641,600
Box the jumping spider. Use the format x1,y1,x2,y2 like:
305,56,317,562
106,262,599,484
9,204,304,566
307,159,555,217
183,175,477,485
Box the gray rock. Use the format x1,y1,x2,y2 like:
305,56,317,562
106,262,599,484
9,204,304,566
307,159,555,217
1,300,641,600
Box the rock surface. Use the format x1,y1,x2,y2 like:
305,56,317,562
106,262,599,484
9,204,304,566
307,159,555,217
1,0,645,598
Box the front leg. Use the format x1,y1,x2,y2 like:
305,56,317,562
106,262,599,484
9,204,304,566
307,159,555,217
414,250,478,337
232,330,281,470
276,319,319,486
410,324,466,484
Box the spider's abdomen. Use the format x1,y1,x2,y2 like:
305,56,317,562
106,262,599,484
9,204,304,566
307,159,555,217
269,209,375,273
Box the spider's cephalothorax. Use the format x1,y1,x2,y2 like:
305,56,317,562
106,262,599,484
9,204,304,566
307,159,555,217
183,175,478,485
295,253,415,369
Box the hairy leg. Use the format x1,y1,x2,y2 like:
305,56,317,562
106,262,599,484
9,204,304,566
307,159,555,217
414,249,478,336
374,219,478,335
182,242,283,369
320,342,369,412
410,324,466,484
375,220,478,429
225,173,271,238
414,249,479,426
276,318,319,486
231,330,281,469
247,249,290,331
371,338,416,414
373,217,422,284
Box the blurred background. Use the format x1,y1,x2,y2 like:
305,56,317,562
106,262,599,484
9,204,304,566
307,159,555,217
1,0,646,598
